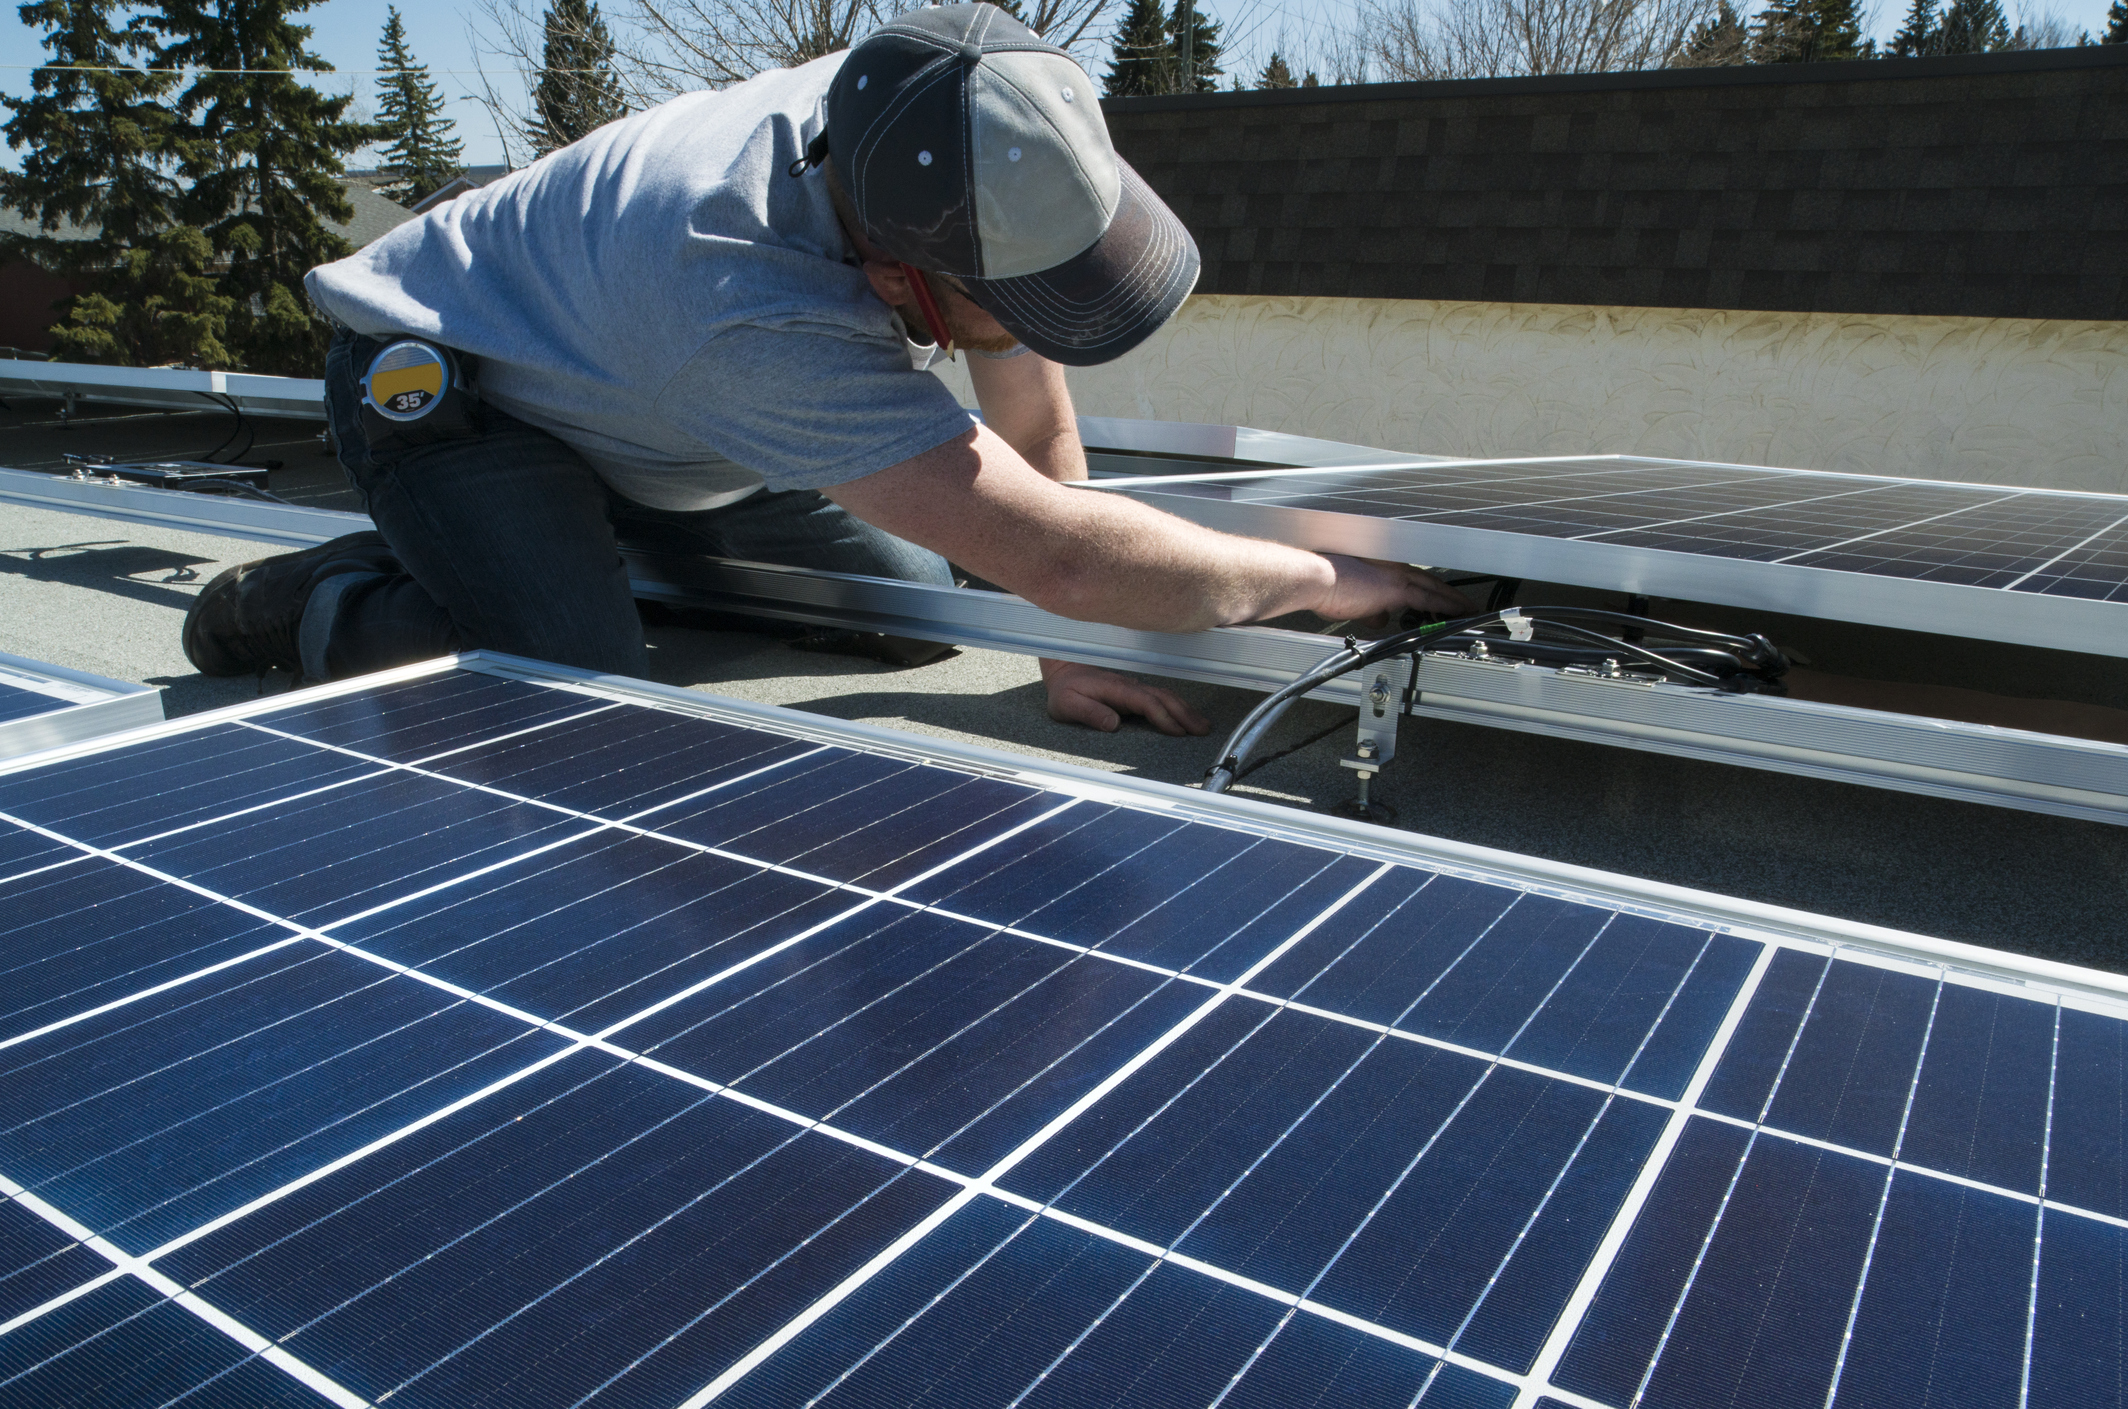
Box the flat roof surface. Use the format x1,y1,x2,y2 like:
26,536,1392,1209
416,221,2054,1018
3,397,2124,970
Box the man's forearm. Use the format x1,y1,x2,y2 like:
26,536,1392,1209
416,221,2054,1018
965,350,1087,483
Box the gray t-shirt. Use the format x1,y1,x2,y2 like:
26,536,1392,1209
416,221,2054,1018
305,53,974,511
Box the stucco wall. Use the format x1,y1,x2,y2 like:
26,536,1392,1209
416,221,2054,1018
939,294,2128,494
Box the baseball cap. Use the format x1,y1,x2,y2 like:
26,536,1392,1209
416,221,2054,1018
805,3,1199,367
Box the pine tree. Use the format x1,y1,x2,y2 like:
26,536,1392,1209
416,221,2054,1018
1748,0,1807,59
156,0,373,375
1256,51,1296,88
1890,0,1940,52
374,6,463,206
2105,0,2126,40
530,0,627,155
0,0,229,365
1678,0,1749,63
1938,0,2011,50
1301,70,1320,85
1103,0,1172,96
1167,0,1222,92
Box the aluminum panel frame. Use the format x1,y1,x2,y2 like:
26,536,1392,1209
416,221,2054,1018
0,650,164,759
0,360,327,420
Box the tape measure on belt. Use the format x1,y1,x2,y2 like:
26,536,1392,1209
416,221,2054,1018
362,339,457,422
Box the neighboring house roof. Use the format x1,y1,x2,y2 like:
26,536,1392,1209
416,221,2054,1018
0,178,417,256
328,179,418,249
409,176,482,215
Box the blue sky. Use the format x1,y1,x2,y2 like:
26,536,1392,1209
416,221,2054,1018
3,0,2118,170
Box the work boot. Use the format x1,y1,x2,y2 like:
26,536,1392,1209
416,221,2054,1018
181,531,401,677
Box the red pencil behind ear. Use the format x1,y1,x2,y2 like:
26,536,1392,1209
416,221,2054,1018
898,263,955,361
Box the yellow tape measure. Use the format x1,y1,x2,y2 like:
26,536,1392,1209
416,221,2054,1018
362,340,453,422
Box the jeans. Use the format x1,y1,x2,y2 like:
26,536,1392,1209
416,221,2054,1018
305,329,952,680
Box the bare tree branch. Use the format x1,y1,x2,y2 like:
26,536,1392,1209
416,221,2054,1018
1362,0,1719,79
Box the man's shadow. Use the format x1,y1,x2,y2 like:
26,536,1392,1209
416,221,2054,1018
0,540,213,610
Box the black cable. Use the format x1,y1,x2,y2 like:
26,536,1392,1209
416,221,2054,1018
1231,710,1358,784
192,391,252,463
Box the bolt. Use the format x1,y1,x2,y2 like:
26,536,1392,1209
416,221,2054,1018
1357,740,1377,759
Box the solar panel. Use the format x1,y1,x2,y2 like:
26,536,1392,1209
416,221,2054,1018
0,655,2121,1408
0,652,164,761
1092,456,2128,655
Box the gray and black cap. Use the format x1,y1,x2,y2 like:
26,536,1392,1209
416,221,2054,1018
810,3,1199,367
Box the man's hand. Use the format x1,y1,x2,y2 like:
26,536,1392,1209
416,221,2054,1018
1313,555,1476,627
1042,659,1210,736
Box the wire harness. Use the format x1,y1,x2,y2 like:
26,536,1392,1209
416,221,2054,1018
1200,606,1788,795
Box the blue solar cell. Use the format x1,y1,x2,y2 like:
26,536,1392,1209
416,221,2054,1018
249,670,597,762
0,823,75,879
0,858,283,1043
896,803,1184,923
640,749,1058,887
327,829,860,1032
0,1275,334,1407
1762,960,1937,1157
0,680,67,724
1554,1116,1753,1405
1698,947,1830,1122
159,1052,959,1408
625,907,1204,1165
974,823,1259,952
1176,1035,1487,1292
1249,871,1516,1026
1042,1007,1379,1249
1619,933,1760,1099
1220,1310,1440,1409
1829,1173,2036,1409
1455,1096,1669,1373
1637,1135,1884,1407
0,724,376,849
1100,848,1378,982
1002,1000,1271,1204
0,945,565,1253
1399,895,1612,1056
1017,1261,1287,1408
716,1199,1037,1407
1899,983,2055,1195
2044,1008,2128,1220
125,769,584,924
1415,1364,1518,1408
1309,1067,1609,1346
1508,916,1714,1086
428,703,828,819
0,1194,106,1326
2029,1208,2128,1408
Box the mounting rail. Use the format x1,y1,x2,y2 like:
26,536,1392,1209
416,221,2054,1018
2,464,2122,825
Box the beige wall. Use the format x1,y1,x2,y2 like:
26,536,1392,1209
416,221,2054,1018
939,295,2128,495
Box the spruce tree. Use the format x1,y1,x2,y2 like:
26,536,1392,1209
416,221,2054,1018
1938,0,2010,50
1256,51,1296,88
2105,0,2126,40
1679,0,1749,63
1890,0,1940,52
375,6,463,206
1103,0,1171,96
530,0,627,155
1167,0,1222,92
1,0,230,365
156,0,372,376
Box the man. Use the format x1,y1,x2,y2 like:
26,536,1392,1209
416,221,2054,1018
183,4,1466,735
